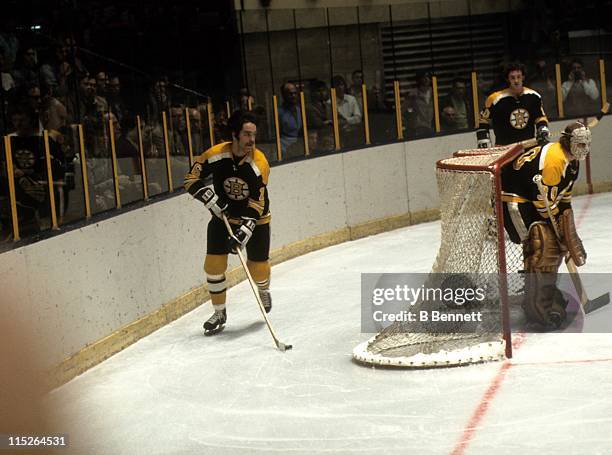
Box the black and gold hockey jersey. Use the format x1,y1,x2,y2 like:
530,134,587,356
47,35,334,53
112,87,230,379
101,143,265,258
502,141,578,220
479,87,548,145
184,142,270,223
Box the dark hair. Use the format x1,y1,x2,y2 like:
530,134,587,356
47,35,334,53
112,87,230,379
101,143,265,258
452,77,466,87
504,61,526,79
570,58,584,69
228,110,257,139
331,75,346,88
415,71,431,84
311,79,327,91
9,103,37,126
280,82,297,95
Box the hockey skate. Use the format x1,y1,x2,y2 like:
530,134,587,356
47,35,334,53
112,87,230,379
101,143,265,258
260,289,272,313
203,308,226,335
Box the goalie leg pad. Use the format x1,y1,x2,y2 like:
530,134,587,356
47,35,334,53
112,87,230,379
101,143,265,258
522,222,563,273
559,209,587,266
522,223,567,329
523,272,568,329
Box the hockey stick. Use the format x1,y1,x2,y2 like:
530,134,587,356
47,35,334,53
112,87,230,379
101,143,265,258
222,214,292,351
517,102,610,150
533,174,610,313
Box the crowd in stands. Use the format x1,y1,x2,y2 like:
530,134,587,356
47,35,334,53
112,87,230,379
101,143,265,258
0,20,605,243
0,29,220,241
269,55,602,154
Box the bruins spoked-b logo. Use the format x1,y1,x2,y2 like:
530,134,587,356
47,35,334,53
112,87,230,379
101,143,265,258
223,177,249,200
14,149,36,170
509,108,529,129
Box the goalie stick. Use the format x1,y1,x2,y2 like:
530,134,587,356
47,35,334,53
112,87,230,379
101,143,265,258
533,174,610,314
222,214,293,352
517,102,610,150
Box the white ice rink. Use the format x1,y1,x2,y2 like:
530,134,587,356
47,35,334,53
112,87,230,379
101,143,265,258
50,192,612,455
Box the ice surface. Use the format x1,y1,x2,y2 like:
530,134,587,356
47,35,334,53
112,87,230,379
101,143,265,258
49,193,612,454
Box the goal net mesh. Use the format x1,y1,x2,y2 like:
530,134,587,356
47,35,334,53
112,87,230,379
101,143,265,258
353,146,524,367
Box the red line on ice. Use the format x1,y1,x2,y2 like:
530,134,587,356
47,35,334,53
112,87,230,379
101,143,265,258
449,333,526,455
449,192,595,455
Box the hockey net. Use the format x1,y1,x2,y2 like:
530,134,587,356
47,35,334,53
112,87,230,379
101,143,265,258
353,145,525,367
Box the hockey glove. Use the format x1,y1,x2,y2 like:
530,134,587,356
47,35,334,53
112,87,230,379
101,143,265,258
228,216,257,253
199,184,228,218
536,125,551,145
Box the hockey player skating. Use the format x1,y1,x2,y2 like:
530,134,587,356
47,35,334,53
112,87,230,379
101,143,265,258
477,62,550,147
501,121,590,329
184,110,272,335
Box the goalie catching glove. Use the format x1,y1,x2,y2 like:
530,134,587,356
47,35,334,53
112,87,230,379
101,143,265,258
198,184,228,218
228,216,257,253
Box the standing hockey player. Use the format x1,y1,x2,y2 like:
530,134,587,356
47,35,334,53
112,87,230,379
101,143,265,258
502,121,590,329
184,110,272,334
477,62,550,147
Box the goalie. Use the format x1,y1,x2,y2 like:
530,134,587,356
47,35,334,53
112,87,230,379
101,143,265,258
501,121,591,329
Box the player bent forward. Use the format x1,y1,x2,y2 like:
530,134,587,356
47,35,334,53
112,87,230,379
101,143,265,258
184,111,272,334
501,121,590,329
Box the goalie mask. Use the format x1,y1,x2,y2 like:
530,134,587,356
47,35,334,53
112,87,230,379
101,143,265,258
562,122,591,161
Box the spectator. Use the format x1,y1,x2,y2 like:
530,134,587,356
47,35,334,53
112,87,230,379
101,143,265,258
440,77,471,131
0,49,15,92
114,114,148,202
349,69,386,113
331,75,362,126
40,94,74,220
330,75,362,147
306,79,334,153
562,59,600,117
106,75,125,122
277,82,303,158
147,77,169,121
1,104,64,236
12,48,41,89
95,71,109,98
349,69,365,109
528,58,557,118
87,112,145,210
0,49,15,135
39,43,87,100
0,18,19,71
213,107,230,144
406,71,434,136
239,87,254,111
25,84,43,120
40,95,68,138
186,107,204,152
169,103,189,155
67,73,108,125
